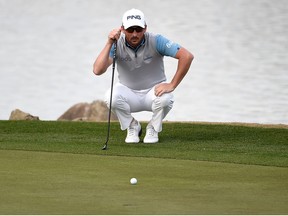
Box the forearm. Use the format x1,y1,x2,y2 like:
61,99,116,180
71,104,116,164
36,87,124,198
93,40,113,75
93,28,121,76
154,48,193,97
170,50,194,89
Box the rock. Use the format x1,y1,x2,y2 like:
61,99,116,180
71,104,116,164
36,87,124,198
9,109,40,120
58,102,90,121
57,100,117,122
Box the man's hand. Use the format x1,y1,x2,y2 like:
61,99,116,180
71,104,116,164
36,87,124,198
154,83,175,97
108,28,121,43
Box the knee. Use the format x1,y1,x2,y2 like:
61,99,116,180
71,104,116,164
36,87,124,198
104,90,111,108
105,91,125,109
152,93,174,111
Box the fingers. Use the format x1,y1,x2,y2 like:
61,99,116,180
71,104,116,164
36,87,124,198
155,84,164,96
155,85,166,96
156,90,164,97
155,83,175,96
108,28,121,42
154,88,162,97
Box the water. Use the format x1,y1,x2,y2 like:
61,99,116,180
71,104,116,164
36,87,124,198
0,0,287,124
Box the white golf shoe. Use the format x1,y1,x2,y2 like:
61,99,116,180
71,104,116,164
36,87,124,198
144,125,159,143
125,119,142,143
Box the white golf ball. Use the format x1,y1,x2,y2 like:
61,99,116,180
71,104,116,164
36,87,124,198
130,178,137,185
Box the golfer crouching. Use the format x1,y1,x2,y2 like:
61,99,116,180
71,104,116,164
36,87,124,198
93,8,193,144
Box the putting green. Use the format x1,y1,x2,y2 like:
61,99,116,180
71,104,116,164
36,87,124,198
0,150,287,214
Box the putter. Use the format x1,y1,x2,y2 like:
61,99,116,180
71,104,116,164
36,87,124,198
102,41,117,150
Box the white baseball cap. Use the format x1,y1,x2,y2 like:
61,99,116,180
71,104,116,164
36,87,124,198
122,8,146,29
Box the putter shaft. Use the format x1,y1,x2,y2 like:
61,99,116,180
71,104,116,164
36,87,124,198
102,41,117,150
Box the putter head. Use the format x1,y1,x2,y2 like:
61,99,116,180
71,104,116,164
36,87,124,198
102,144,108,150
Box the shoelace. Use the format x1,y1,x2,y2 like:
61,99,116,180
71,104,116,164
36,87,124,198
128,119,139,134
128,126,137,136
147,127,155,136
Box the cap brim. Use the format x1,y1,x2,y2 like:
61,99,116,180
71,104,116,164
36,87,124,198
123,20,145,29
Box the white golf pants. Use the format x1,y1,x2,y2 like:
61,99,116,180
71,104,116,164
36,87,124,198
104,83,174,132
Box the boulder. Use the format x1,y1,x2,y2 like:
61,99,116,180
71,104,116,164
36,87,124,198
9,109,40,120
57,100,117,122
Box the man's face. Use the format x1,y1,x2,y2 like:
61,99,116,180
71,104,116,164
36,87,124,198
122,25,146,47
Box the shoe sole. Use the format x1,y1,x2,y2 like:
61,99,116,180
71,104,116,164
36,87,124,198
143,139,159,144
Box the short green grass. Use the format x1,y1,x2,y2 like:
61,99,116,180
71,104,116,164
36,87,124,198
0,120,287,214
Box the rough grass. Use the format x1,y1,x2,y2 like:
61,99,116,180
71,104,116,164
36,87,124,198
0,120,287,167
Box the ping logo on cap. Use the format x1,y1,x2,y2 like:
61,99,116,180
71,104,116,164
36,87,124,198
127,15,141,20
122,9,145,29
